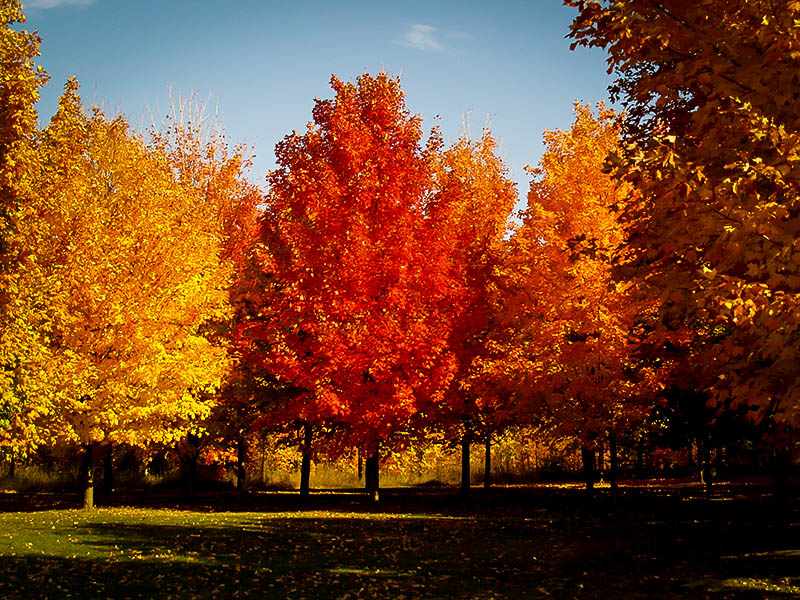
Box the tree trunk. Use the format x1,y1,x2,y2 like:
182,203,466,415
237,434,247,493
460,434,471,495
259,433,267,485
81,442,96,510
772,447,790,505
483,434,491,489
365,448,380,502
688,437,696,473
101,445,113,499
609,433,619,492
299,423,312,498
700,432,712,493
597,442,605,479
715,440,724,478
695,435,703,482
183,433,199,500
582,446,595,493
635,438,645,479
357,447,363,481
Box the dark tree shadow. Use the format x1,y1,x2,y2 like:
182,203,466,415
0,482,797,598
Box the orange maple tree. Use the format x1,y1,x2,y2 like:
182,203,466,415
487,103,657,489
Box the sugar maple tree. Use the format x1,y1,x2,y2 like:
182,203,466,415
568,0,800,429
4,81,233,507
428,130,516,492
149,96,265,490
0,0,48,458
247,73,456,497
489,103,656,489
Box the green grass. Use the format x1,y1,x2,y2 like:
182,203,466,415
0,484,797,598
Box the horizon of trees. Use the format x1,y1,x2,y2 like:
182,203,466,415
0,0,797,508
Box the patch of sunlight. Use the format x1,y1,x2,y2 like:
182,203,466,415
718,577,800,594
329,567,411,577
266,511,469,521
721,549,800,560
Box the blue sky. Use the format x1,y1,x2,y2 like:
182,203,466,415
24,0,613,212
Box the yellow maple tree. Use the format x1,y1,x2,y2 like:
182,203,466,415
3,80,233,504
0,0,48,457
148,94,264,491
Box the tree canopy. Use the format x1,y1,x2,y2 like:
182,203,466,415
568,0,800,428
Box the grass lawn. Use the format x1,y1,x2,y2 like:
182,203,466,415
0,483,797,599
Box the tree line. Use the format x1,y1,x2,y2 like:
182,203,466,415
1,0,797,508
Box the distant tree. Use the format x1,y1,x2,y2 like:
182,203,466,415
428,130,517,493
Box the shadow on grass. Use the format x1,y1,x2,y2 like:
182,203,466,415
1,515,552,599
0,483,797,598
3,523,799,597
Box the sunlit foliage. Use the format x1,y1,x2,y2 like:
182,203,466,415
248,73,457,455
568,0,800,427
486,103,657,453
2,81,232,452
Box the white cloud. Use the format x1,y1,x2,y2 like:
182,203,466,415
25,0,94,9
401,24,472,54
405,24,443,52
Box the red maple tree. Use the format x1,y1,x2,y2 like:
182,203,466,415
245,73,457,497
